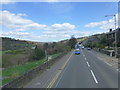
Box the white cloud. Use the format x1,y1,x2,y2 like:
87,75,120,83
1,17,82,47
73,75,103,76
85,21,108,28
0,0,15,4
2,22,90,42
17,13,27,16
45,23,75,31
84,14,119,30
42,24,90,41
2,31,30,36
0,10,47,31
1,10,90,42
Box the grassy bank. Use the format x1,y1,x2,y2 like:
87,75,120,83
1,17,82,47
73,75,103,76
49,53,62,59
2,59,46,85
2,53,62,86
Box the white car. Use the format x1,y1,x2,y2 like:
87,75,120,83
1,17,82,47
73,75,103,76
82,46,84,49
76,48,80,51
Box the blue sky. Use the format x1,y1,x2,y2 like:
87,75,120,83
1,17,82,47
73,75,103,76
1,2,118,42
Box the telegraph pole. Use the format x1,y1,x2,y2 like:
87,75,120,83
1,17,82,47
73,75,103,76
114,15,118,58
45,50,48,68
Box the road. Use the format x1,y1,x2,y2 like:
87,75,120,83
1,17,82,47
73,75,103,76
24,49,119,88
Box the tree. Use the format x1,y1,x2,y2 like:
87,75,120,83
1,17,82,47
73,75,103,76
34,45,45,60
51,42,57,48
43,43,49,50
68,35,77,49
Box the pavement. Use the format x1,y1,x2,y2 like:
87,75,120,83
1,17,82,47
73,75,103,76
91,50,118,70
24,48,119,88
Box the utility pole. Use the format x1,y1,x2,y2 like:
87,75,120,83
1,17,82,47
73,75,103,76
45,50,48,68
105,14,118,57
114,15,118,58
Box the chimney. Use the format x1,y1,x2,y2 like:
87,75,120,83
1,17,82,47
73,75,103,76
109,29,112,32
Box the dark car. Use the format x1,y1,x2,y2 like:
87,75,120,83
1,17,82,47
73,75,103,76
75,50,81,55
87,48,91,50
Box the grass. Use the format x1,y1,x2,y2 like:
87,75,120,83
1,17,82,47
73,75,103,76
2,58,46,86
2,52,30,68
0,51,2,54
1,52,62,86
4,50,25,54
50,53,62,59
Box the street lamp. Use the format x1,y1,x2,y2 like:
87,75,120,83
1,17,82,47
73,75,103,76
105,14,117,57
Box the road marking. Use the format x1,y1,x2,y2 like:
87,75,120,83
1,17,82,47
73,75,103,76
90,70,98,84
54,60,69,88
106,62,112,66
85,57,87,61
41,71,57,88
86,61,90,67
81,49,86,57
47,50,74,88
83,54,85,57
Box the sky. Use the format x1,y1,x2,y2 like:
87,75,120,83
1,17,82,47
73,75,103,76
0,0,119,42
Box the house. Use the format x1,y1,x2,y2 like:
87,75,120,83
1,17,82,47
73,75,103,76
106,28,120,57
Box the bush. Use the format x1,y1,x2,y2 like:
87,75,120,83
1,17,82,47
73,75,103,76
68,36,77,49
34,46,45,60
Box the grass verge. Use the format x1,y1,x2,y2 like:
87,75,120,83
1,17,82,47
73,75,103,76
2,59,46,86
49,53,62,59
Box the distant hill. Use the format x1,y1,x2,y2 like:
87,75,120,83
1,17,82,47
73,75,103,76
1,37,43,51
1,34,107,51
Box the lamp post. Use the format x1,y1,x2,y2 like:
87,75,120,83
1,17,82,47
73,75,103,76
105,14,117,57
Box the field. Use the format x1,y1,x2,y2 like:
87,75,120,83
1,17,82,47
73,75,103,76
2,49,33,68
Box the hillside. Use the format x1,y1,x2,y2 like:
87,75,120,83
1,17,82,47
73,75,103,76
81,33,107,48
1,37,45,68
1,37,43,51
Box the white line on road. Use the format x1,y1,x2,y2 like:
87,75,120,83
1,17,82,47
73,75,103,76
106,62,112,66
90,70,98,84
86,61,90,67
85,57,87,61
81,49,86,58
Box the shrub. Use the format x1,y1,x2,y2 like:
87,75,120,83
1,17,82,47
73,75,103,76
34,46,45,60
